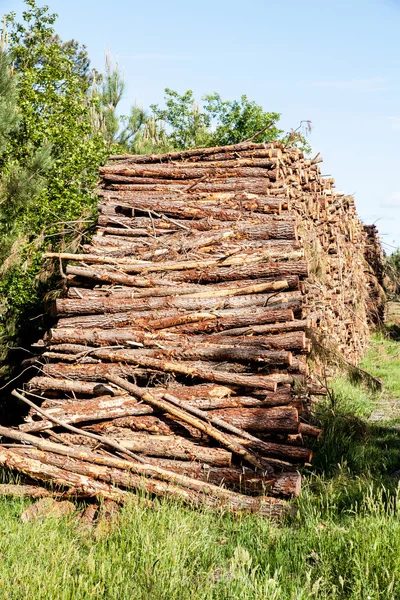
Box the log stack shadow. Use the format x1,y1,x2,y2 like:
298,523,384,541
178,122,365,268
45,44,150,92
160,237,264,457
0,141,380,517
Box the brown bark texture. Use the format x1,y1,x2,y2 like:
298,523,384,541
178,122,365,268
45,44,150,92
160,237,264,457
12,140,388,514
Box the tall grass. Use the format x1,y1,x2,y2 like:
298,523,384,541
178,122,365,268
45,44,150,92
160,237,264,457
0,333,399,599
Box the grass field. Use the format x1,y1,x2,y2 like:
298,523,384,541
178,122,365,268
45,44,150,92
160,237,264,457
0,321,399,599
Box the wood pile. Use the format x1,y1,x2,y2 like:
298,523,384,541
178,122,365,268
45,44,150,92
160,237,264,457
363,224,386,325
0,140,381,516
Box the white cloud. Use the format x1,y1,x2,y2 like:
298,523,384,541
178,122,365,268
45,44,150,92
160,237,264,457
312,77,389,91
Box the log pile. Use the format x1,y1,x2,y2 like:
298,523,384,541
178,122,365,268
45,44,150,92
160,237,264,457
363,224,386,325
0,140,380,516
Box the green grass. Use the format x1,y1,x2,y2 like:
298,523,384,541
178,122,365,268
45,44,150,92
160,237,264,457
0,330,399,599
362,332,400,398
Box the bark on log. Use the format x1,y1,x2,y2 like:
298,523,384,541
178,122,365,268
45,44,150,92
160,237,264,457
98,193,285,218
0,446,129,502
0,425,272,500
107,141,286,163
217,319,311,336
20,395,154,432
65,276,300,300
163,309,294,335
230,435,312,463
299,422,323,438
165,261,309,283
66,265,174,288
107,375,265,470
94,353,280,391
91,346,293,367
12,447,289,517
84,416,201,438
97,218,297,240
48,327,306,352
27,377,117,397
107,434,232,465
207,407,299,433
142,460,301,497
49,251,302,275
41,362,159,382
54,290,301,317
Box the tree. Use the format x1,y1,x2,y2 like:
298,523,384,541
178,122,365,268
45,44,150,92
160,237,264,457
203,93,282,146
149,89,310,151
150,89,212,150
0,0,107,376
90,54,171,154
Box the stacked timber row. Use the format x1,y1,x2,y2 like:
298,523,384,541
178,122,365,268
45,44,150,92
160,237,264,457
363,224,385,326
0,141,378,516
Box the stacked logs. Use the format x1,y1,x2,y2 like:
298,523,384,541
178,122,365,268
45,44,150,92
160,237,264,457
0,140,379,516
363,224,386,325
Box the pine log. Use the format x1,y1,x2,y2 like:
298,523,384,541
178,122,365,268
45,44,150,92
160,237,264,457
91,346,293,367
109,434,232,465
231,435,312,463
49,251,301,275
56,307,295,332
83,417,201,438
101,178,286,194
0,425,270,499
165,261,309,283
41,362,159,382
97,218,297,240
107,376,265,470
298,422,323,438
103,157,282,171
54,290,301,317
12,447,289,517
66,276,300,300
206,407,299,433
107,141,286,163
100,163,284,179
98,193,285,218
162,308,294,335
217,319,311,336
65,265,175,287
89,235,300,257
94,353,280,391
27,377,117,396
142,460,301,497
20,395,154,432
0,446,128,502
48,327,306,353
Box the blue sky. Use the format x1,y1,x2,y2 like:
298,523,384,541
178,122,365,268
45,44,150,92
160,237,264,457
3,0,400,250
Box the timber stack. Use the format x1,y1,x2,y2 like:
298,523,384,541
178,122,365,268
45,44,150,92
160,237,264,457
363,223,385,326
0,140,380,517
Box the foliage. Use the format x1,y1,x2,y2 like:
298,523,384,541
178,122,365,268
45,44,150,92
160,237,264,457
0,0,107,376
203,92,282,146
150,89,311,152
90,55,171,155
150,88,212,150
